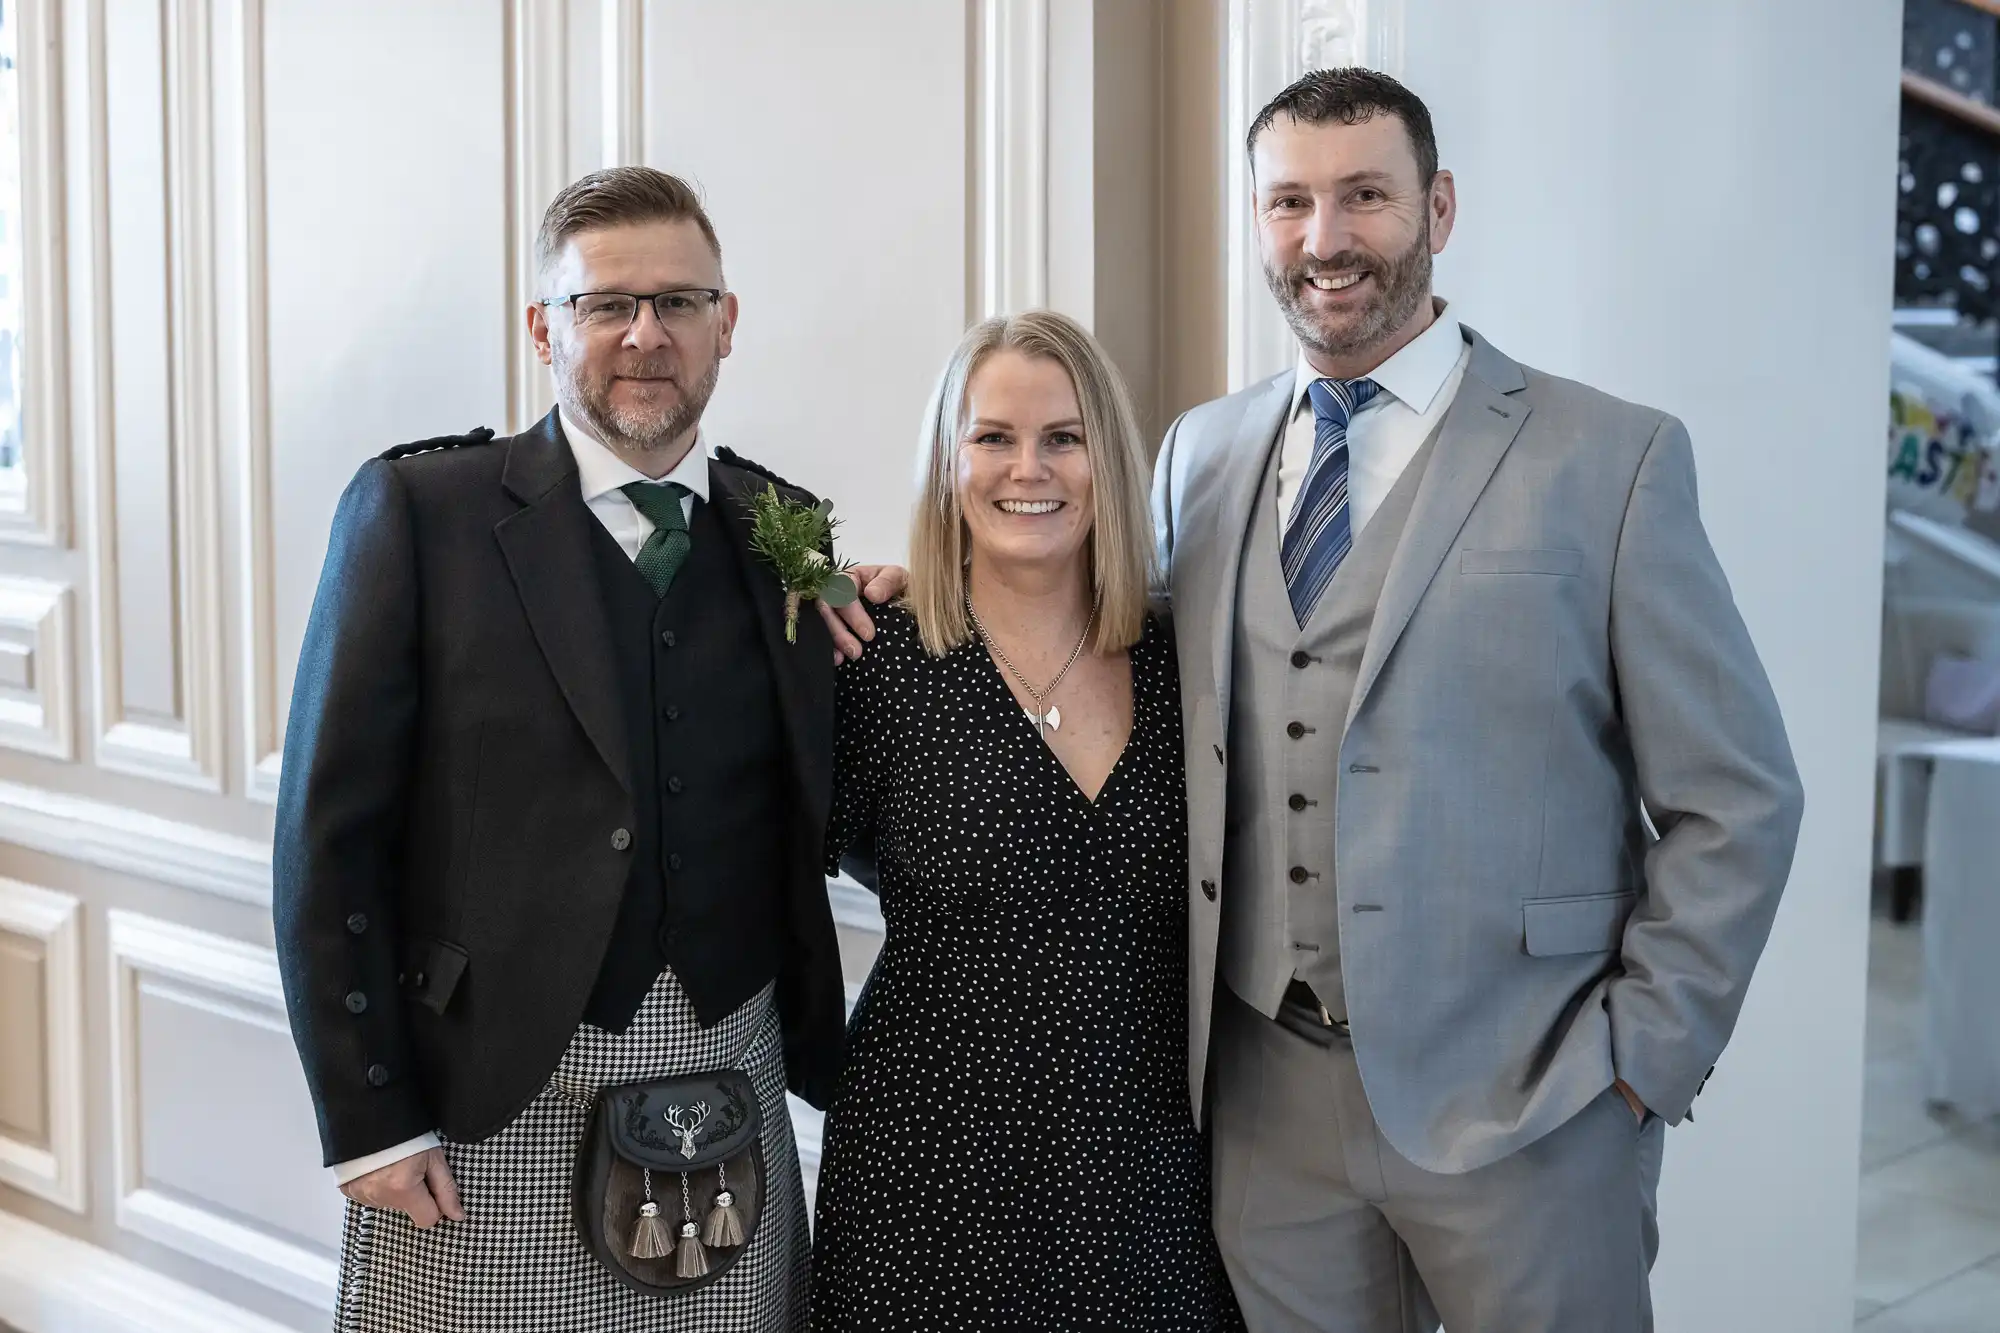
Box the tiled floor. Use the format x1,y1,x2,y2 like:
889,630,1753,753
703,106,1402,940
1855,908,2000,1330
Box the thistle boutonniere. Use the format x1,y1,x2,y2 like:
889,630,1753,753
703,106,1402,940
746,483,859,642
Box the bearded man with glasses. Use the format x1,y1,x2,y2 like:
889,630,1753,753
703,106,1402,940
274,167,890,1332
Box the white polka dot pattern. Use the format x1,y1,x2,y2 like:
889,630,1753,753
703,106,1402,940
811,606,1242,1331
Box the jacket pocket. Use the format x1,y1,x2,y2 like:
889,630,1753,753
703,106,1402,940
401,938,470,1015
1522,891,1635,957
1461,548,1585,577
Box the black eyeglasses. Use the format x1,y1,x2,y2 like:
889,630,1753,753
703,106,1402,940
542,288,724,333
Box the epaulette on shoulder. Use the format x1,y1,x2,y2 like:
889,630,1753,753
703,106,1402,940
713,445,811,498
379,427,497,462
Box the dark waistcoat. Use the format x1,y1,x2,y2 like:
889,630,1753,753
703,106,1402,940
581,494,791,1031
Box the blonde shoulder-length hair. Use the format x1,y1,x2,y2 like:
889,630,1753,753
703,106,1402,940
906,310,1155,659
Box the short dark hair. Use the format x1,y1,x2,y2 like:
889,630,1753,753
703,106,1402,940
1246,68,1439,186
535,166,722,277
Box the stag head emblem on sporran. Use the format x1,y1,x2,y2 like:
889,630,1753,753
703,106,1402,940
662,1101,711,1160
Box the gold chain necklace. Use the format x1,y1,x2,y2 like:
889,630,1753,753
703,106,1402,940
965,592,1099,737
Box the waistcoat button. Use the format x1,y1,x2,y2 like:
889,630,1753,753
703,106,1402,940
366,1063,391,1087
346,913,368,935
1200,879,1217,901
611,828,632,851
344,991,368,1014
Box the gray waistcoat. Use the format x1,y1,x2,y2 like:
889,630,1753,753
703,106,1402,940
1219,422,1440,1019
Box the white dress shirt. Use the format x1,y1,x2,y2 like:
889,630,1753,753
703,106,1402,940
563,408,714,551
330,411,713,1186
1277,305,1471,538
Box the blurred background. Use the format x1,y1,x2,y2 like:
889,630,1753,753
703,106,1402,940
0,0,1987,1330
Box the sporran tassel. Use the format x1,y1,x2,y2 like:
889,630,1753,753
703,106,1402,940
675,1173,711,1278
629,1170,674,1260
703,1162,747,1248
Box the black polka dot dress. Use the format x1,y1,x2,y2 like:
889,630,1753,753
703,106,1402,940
810,605,1242,1332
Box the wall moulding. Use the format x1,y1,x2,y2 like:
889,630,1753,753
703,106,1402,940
0,877,85,1213
0,0,75,548
106,910,337,1311
969,0,1049,319
0,575,75,761
81,0,228,793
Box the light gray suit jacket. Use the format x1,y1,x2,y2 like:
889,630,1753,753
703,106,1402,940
1153,327,1804,1174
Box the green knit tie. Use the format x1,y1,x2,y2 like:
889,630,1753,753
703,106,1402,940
620,481,693,596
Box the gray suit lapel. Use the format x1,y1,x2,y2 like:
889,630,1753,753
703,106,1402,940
1346,330,1531,729
1204,375,1293,720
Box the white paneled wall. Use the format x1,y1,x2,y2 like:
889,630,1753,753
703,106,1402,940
0,1,1895,1329
0,2,1151,1327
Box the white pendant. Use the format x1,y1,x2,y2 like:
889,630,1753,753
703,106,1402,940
1027,703,1062,733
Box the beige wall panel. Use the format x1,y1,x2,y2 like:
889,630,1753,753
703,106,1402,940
100,0,178,729
0,934,49,1146
0,878,82,1212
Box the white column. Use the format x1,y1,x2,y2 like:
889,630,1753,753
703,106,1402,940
1399,2,1900,1329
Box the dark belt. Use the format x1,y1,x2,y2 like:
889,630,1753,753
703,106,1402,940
1278,978,1349,1045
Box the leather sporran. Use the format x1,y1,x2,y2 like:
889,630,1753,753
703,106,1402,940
572,1069,766,1297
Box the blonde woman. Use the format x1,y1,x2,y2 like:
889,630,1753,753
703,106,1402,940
811,312,1241,1331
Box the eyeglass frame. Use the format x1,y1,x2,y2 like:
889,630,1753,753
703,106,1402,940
540,288,726,333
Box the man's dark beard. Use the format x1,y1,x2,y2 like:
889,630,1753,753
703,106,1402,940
1265,217,1433,364
555,346,720,453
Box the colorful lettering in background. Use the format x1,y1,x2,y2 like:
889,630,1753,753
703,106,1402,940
1889,389,1994,510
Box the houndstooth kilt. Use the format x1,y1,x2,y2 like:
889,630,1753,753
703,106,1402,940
335,970,808,1332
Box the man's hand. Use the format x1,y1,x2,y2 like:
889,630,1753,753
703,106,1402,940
339,1146,465,1228
817,564,909,664
1614,1078,1648,1125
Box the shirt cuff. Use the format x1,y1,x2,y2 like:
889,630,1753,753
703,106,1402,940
332,1132,440,1185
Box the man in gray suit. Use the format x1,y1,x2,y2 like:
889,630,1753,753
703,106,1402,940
1152,69,1804,1331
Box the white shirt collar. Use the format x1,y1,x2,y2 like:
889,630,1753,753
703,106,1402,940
559,407,713,505
1290,301,1465,419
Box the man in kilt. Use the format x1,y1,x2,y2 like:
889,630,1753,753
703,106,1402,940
275,167,880,1331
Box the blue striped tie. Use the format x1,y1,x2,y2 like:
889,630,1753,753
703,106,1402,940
1281,376,1381,626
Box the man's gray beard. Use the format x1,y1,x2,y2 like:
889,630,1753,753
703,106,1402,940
554,347,720,453
1267,222,1433,365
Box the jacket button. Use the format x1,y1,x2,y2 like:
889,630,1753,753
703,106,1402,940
611,828,632,851
1200,879,1217,901
346,913,368,935
668,853,683,873
660,630,676,648
366,1063,391,1087
663,704,680,722
667,776,684,795
1291,650,1311,668
1289,866,1309,884
1289,793,1308,811
411,971,427,990
344,991,368,1014
1287,721,1306,739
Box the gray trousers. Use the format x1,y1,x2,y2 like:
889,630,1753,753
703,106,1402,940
1211,988,1665,1333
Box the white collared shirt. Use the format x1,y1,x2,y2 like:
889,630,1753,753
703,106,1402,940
329,410,714,1187
1277,305,1471,537
561,408,714,555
